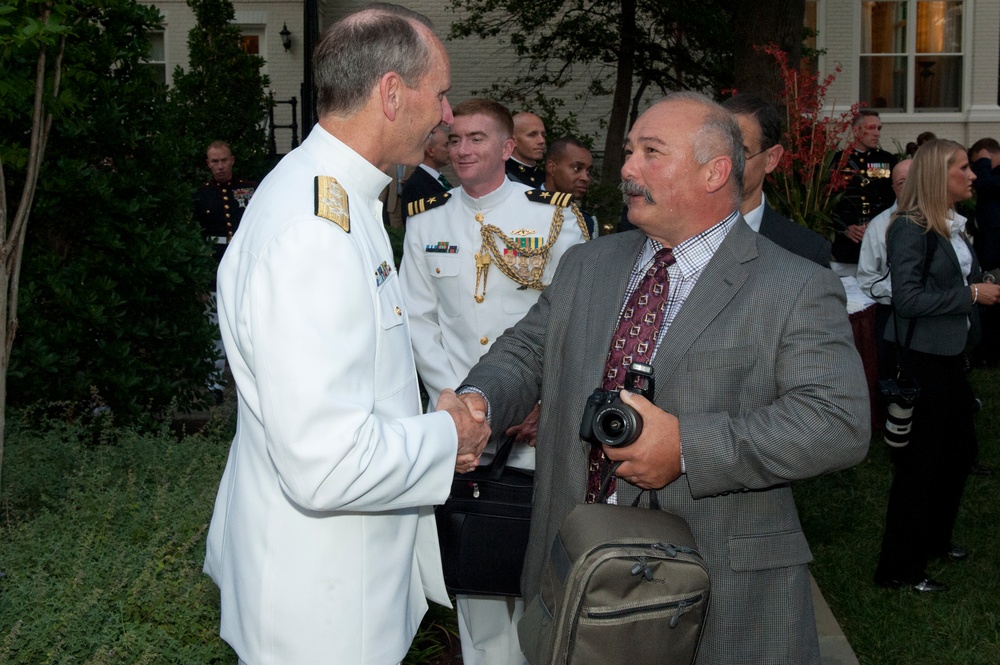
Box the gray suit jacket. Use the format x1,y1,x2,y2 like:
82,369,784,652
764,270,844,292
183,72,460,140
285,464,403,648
759,202,832,268
885,215,981,355
463,220,870,664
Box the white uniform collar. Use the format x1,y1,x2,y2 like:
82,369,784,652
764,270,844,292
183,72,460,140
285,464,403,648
309,125,392,200
457,176,518,214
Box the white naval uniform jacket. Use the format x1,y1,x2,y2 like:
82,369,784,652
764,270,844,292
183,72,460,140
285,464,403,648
204,125,457,665
399,179,587,469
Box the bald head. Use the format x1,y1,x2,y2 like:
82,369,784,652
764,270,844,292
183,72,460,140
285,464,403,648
512,112,546,164
891,159,912,201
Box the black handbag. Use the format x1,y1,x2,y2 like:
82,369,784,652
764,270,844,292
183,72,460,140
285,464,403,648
435,435,533,596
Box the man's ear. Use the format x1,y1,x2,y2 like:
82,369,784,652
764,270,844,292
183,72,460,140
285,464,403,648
379,71,402,121
546,158,557,177
763,144,784,176
705,156,733,194
501,137,516,162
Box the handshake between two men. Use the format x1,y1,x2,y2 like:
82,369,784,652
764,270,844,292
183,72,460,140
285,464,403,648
437,388,491,474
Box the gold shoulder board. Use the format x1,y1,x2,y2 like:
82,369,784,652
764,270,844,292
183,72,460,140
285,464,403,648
315,175,350,233
407,191,452,219
524,189,574,208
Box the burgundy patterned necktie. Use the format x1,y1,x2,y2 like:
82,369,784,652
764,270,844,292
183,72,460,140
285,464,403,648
586,247,676,502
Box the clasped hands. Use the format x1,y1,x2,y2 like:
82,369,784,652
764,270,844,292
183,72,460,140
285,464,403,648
437,389,491,474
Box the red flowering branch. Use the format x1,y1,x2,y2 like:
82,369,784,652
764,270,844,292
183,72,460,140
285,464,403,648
758,44,857,237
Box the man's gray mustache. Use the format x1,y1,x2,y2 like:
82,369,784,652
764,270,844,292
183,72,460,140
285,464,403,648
619,180,655,204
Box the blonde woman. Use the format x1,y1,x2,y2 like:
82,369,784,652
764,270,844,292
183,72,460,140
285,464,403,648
875,139,1000,592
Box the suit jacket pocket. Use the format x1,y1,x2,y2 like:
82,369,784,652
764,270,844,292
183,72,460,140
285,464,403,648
684,344,756,372
728,529,812,572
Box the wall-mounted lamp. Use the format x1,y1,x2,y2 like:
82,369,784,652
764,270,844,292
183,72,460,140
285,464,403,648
280,23,292,52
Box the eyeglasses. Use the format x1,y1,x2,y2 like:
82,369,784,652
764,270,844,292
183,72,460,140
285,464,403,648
744,146,769,160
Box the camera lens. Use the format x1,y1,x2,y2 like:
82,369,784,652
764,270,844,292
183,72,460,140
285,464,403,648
594,404,642,447
603,413,625,436
884,402,914,448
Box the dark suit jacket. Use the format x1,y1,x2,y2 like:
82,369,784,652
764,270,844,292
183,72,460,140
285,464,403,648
400,166,447,227
886,216,981,355
463,220,870,664
759,203,832,268
972,157,1000,270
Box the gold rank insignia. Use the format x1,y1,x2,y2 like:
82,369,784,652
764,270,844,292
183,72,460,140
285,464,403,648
314,176,350,233
407,192,452,219
525,189,574,208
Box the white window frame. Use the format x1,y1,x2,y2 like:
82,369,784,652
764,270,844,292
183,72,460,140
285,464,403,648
858,0,971,116
142,29,167,86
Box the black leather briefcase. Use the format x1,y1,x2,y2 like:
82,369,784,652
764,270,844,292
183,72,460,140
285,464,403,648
435,436,533,596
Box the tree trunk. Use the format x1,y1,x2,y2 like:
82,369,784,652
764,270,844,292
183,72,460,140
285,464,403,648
0,22,63,496
600,0,637,184
728,0,806,106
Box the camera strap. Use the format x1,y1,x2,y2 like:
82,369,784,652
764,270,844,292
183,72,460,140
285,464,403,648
890,230,937,375
596,461,661,509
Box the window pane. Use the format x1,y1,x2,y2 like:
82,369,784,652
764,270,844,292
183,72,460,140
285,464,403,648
861,1,907,54
860,55,907,110
240,35,259,55
148,33,165,61
916,1,962,53
914,56,962,110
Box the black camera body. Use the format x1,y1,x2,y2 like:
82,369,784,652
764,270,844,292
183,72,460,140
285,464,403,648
877,377,920,448
579,363,655,448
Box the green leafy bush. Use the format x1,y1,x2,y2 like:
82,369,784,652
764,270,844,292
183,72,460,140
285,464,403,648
0,409,236,663
0,407,460,663
5,1,218,424
167,0,272,184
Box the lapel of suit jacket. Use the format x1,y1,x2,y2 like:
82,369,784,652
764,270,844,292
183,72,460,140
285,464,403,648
650,219,757,385
934,228,963,277
583,231,647,388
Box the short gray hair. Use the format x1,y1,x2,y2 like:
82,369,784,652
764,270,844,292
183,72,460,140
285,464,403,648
313,4,435,118
664,91,745,202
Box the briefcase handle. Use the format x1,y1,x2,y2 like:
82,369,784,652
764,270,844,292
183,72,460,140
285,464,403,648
598,461,661,509
485,435,519,482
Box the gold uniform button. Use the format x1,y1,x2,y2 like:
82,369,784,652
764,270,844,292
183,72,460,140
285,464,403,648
480,336,489,345
395,306,402,316
435,267,441,274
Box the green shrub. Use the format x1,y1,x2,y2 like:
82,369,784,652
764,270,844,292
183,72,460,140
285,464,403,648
167,0,272,184
3,0,267,425
0,407,459,663
0,410,236,663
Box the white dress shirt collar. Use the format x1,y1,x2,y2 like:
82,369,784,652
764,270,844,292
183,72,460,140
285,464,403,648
742,192,766,233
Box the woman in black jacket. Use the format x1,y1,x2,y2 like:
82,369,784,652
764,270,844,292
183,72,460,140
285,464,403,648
874,139,1000,592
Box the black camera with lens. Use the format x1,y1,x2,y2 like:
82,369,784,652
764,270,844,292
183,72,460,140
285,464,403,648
877,376,920,448
579,363,655,448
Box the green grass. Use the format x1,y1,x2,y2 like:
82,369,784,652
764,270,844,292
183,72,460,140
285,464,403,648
797,367,1000,665
0,403,458,664
2,368,999,664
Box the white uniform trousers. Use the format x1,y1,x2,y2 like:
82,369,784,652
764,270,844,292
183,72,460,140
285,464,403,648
457,594,528,665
